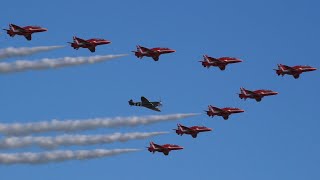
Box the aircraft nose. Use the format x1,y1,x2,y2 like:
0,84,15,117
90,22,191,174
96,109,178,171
102,40,111,44
42,28,48,31
169,49,176,53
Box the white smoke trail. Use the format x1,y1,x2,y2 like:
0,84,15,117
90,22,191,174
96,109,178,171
0,132,168,149
0,46,64,60
0,54,127,73
0,148,140,165
0,113,198,136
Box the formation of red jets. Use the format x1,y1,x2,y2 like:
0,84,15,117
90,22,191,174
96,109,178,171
3,23,317,156
147,124,212,155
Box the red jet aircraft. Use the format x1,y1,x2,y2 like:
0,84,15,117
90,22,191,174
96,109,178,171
199,55,242,70
69,36,111,52
147,142,183,156
239,87,278,102
132,45,175,61
274,64,317,79
3,24,47,41
206,105,244,120
174,124,212,138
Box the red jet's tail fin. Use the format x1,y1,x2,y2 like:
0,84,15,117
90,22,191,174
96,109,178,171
9,24,15,31
73,36,79,44
203,55,210,63
150,142,155,149
136,45,143,53
277,64,284,71
240,87,247,95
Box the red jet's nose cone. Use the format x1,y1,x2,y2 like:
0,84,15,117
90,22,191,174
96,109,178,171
231,58,243,63
168,49,176,53
102,40,111,44
310,67,317,71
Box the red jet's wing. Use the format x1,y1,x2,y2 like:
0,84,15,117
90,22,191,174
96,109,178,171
245,89,256,95
206,56,220,63
139,46,152,53
75,37,91,45
88,46,96,52
180,125,192,131
210,106,223,112
10,24,24,31
281,65,295,71
24,34,32,41
153,143,165,149
152,55,160,61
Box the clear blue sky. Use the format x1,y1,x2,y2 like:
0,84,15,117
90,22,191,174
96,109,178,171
0,0,319,179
